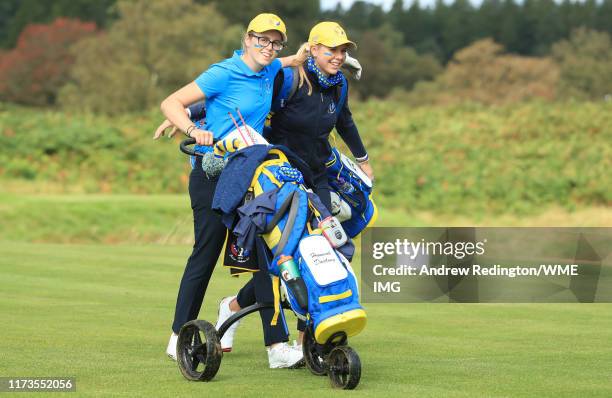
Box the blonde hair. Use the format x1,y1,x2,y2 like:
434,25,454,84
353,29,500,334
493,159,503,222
241,31,250,52
291,42,313,95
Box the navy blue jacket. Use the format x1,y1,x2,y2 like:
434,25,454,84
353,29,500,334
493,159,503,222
265,70,367,177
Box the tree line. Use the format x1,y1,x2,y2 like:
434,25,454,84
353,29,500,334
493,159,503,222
3,0,612,58
0,0,611,110
326,0,612,60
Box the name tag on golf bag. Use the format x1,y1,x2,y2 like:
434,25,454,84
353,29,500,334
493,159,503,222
287,234,366,344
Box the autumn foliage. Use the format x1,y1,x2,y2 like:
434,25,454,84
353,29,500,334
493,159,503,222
403,39,559,106
58,0,241,115
0,18,96,106
552,28,612,100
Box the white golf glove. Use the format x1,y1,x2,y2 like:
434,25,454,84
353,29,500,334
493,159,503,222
343,52,362,80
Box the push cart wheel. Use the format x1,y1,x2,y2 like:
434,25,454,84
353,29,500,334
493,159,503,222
303,326,327,376
177,320,223,381
328,346,361,390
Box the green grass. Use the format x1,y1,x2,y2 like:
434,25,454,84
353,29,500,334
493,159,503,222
1,193,610,244
1,100,611,214
1,241,611,397
2,95,610,396
0,193,195,244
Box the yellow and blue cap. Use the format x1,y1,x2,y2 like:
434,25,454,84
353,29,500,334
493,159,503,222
308,21,356,50
247,13,287,42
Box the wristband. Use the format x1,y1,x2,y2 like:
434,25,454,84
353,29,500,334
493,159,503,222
185,124,196,138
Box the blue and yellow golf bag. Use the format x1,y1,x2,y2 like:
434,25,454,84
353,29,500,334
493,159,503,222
217,139,367,344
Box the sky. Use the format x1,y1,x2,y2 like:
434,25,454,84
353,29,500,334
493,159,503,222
321,0,583,10
320,0,461,11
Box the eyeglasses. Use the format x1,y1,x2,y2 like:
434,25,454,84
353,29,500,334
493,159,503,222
249,33,285,51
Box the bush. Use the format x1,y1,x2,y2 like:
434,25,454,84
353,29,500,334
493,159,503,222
0,102,190,194
342,99,611,213
402,39,559,106
2,101,609,214
552,28,612,100
0,18,96,105
351,24,442,99
58,0,242,115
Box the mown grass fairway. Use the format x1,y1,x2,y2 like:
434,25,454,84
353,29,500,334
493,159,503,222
2,194,611,244
1,241,611,397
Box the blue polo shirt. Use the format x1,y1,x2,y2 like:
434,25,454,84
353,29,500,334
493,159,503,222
193,50,282,153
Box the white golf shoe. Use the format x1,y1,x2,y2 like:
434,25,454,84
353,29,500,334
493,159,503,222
267,342,304,369
166,332,178,361
215,296,240,352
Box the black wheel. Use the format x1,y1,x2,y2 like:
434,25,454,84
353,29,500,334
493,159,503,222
303,326,327,376
328,346,361,390
177,320,223,381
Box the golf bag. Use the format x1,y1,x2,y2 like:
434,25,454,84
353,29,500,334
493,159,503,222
280,233,366,344
216,139,367,344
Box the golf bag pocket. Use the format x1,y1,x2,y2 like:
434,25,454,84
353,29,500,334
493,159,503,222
326,147,378,238
294,234,367,344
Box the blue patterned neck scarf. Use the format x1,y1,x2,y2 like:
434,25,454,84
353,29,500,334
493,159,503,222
307,56,344,90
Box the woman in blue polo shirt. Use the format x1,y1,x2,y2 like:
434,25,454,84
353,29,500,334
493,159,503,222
159,13,304,369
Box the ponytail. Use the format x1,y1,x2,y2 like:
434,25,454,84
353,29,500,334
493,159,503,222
291,42,313,96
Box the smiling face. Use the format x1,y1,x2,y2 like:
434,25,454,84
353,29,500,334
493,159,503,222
310,43,349,76
243,29,283,67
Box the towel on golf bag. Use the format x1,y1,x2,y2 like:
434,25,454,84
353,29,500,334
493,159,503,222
326,147,378,238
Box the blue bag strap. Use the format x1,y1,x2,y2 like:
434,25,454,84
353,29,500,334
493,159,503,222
335,74,348,117
271,66,299,112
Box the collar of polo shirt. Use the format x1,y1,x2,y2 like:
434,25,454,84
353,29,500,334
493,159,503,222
233,50,267,77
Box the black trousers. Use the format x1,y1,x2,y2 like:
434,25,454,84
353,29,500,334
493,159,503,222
313,170,332,211
172,161,290,346
238,274,307,336
172,164,226,334
236,240,290,346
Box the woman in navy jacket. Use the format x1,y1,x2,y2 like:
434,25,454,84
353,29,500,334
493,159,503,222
266,21,373,211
